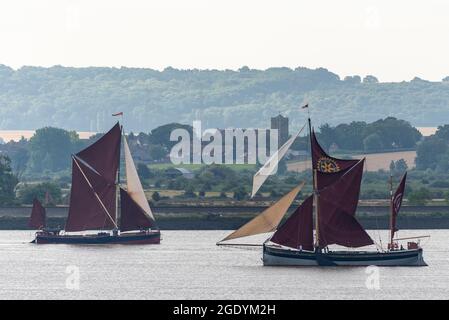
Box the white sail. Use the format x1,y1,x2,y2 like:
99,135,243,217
219,182,305,243
123,137,155,220
251,123,306,197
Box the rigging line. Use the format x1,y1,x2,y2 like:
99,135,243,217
393,235,430,241
72,156,118,229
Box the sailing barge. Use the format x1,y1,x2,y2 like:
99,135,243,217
29,123,160,245
218,117,426,266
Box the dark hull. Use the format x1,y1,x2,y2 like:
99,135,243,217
263,244,427,266
32,230,161,245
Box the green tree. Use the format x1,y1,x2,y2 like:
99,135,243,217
18,182,62,205
151,191,161,202
28,127,77,172
0,155,18,205
408,187,431,205
394,159,408,173
149,123,193,149
183,185,196,198
416,136,448,170
10,147,29,176
148,144,167,161
233,186,247,201
277,159,287,175
137,163,152,179
363,133,383,152
363,75,379,83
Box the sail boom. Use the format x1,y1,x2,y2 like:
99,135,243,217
216,243,263,247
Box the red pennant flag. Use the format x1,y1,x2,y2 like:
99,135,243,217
112,112,123,116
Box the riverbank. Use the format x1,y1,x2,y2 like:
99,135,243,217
2,205,449,229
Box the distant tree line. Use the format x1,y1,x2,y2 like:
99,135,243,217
2,64,449,132
0,123,193,176
292,117,422,153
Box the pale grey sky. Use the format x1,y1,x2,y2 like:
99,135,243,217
0,0,448,82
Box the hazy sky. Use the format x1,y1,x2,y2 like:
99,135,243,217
1,0,448,82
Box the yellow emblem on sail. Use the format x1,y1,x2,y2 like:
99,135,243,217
316,157,340,173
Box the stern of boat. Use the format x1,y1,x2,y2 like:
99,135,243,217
262,244,318,266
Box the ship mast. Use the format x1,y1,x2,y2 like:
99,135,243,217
389,173,394,248
308,116,320,249
116,124,124,230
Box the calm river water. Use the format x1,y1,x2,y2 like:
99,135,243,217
0,230,447,299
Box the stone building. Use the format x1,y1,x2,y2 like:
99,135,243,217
271,114,289,147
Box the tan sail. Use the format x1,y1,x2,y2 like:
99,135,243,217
251,123,306,198
220,182,305,243
123,137,155,221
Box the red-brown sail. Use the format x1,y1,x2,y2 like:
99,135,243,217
120,188,155,232
311,130,359,172
29,198,46,229
64,123,121,232
270,195,314,251
76,122,121,183
391,172,407,239
318,159,374,248
65,157,117,231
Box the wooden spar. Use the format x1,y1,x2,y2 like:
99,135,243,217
73,156,118,229
115,124,124,229
393,235,430,241
389,174,394,247
308,116,319,249
313,168,319,248
216,242,263,247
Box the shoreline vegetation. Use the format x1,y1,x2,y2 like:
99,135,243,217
2,115,449,233
2,204,449,230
